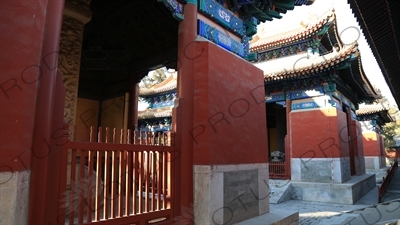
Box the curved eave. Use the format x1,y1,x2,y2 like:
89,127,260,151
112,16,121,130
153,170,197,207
250,9,336,52
347,0,400,107
345,58,379,102
263,44,358,81
139,75,177,97
357,109,394,124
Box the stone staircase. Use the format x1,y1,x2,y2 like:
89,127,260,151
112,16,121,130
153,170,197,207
269,179,291,204
318,200,400,225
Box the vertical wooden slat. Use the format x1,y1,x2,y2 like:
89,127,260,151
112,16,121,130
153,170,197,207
111,128,117,218
134,130,139,145
163,151,168,210
78,149,85,223
69,150,77,224
86,126,97,222
169,133,175,211
165,132,168,146
151,132,155,145
157,132,162,146
139,150,144,213
147,131,151,145
126,129,132,215
119,129,126,217
103,127,110,219
157,151,163,210
152,151,156,211
146,150,151,212
133,150,138,215
95,127,103,221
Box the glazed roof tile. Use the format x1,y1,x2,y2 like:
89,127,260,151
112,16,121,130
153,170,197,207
250,8,335,51
356,104,387,116
258,43,358,80
138,107,173,119
139,73,177,96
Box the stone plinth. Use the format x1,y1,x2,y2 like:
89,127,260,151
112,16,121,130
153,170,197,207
194,164,269,225
290,173,376,204
0,171,30,225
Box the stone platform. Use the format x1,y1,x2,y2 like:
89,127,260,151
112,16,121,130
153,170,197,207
290,174,376,204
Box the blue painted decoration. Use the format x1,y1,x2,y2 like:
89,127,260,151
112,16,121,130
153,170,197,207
265,93,285,103
351,110,357,120
159,0,184,21
329,97,342,110
198,0,245,37
289,87,325,100
276,101,286,107
152,100,175,109
198,20,245,57
292,101,323,110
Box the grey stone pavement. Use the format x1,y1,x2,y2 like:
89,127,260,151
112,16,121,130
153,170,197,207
271,189,375,225
236,167,400,225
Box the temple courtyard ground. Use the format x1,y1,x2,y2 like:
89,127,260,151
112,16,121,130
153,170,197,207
236,168,400,225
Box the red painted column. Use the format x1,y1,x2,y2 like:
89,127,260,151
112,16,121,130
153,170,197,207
286,99,292,178
174,0,197,218
0,0,51,172
346,109,356,175
128,82,139,131
28,0,65,224
0,0,65,223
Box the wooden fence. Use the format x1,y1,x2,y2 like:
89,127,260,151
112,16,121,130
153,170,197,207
269,136,291,179
57,123,177,225
269,161,290,179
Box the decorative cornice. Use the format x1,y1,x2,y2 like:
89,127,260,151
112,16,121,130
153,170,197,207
159,0,184,21
198,20,245,57
186,0,198,5
138,107,173,119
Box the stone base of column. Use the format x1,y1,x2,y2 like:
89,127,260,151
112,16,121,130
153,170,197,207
0,171,30,225
291,158,351,183
194,163,269,225
365,156,386,169
290,173,376,204
365,156,390,182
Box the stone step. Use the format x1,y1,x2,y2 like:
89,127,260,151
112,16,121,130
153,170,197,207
269,180,291,204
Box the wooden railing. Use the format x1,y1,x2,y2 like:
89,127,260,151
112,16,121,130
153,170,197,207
378,159,398,203
269,160,290,179
269,136,291,180
57,124,176,225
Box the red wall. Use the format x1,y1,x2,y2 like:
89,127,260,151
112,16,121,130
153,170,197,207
191,42,268,165
362,131,380,156
0,0,48,172
290,108,350,158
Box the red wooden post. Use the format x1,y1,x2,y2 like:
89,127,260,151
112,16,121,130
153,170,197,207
174,1,197,218
285,99,292,179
